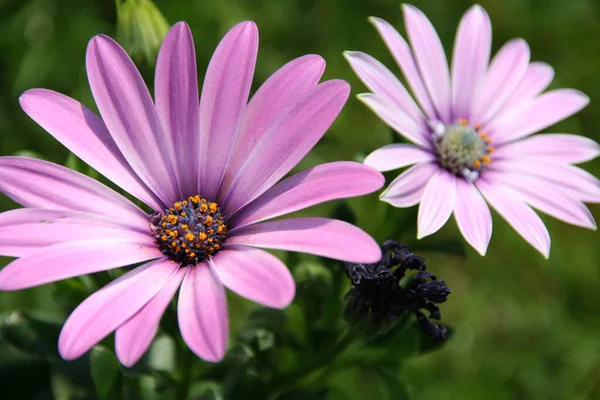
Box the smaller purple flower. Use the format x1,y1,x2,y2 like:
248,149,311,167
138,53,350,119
345,4,600,257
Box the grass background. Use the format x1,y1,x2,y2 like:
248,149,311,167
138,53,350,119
0,0,599,399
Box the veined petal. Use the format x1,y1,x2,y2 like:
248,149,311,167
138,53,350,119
451,5,491,120
59,258,178,360
364,143,435,172
231,162,384,229
86,35,179,206
0,239,161,291
380,162,439,207
223,80,350,214
228,217,381,263
212,246,295,308
0,208,152,258
453,179,492,255
402,5,451,122
477,178,550,258
155,22,200,198
0,157,149,229
471,39,530,124
178,264,228,362
490,89,589,145
198,21,258,200
369,17,436,119
493,134,600,164
343,51,424,123
218,55,325,199
357,93,430,147
115,268,185,367
417,170,456,239
19,89,162,210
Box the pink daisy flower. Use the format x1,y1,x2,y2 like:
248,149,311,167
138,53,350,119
0,21,384,365
345,4,600,257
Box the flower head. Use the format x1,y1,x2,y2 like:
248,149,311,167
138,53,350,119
0,21,384,365
345,4,600,257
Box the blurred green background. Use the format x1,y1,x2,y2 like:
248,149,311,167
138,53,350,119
1,0,600,399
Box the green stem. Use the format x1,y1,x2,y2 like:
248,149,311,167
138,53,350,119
175,344,193,400
271,329,356,393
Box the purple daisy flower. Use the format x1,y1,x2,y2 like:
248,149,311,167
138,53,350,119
0,21,384,365
345,4,600,257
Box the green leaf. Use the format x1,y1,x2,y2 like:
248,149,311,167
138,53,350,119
90,346,121,400
0,311,63,359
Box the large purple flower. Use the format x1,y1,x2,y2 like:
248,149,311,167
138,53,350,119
345,4,600,257
0,21,383,365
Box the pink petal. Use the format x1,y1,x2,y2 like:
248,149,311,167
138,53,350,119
198,21,258,200
357,93,430,148
178,264,228,362
0,239,162,291
402,5,451,122
223,80,350,214
453,179,492,256
417,170,456,239
369,17,436,120
59,258,179,360
155,22,200,199
219,55,325,200
364,144,435,172
231,162,384,229
86,35,179,206
471,39,530,124
493,134,600,164
0,208,152,258
343,51,424,123
19,89,162,210
212,246,295,308
492,159,600,202
485,170,596,229
477,178,550,258
115,268,185,367
451,5,491,120
228,217,381,263
490,89,589,145
488,62,554,127
380,162,439,207
0,157,149,229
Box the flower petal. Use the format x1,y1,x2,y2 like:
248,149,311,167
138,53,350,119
402,5,451,122
477,178,550,258
369,17,436,119
0,208,152,258
115,268,185,367
59,258,178,360
228,217,381,264
380,162,439,207
212,246,295,308
0,157,149,229
219,55,325,200
471,39,530,124
493,134,600,164
451,5,491,120
0,239,161,291
19,89,162,210
490,89,589,145
86,34,179,206
198,21,258,200
223,80,350,214
155,22,200,198
364,144,435,172
417,170,456,239
344,51,424,123
357,93,430,147
231,162,384,229
453,178,492,255
178,264,228,362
